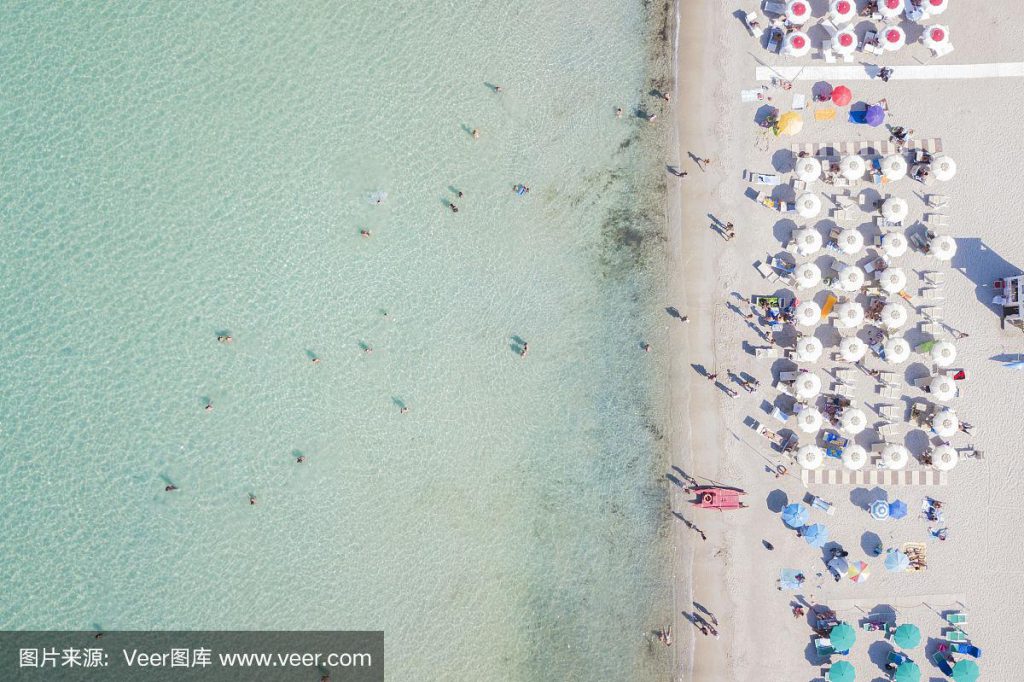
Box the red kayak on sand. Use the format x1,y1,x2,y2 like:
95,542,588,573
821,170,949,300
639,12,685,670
689,487,748,510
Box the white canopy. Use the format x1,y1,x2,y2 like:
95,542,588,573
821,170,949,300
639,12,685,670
795,371,822,399
833,28,858,54
879,0,904,19
840,336,867,362
796,192,822,219
882,25,906,51
932,444,958,471
835,301,865,328
881,197,909,222
923,25,950,50
883,336,911,364
929,235,956,261
881,302,909,329
795,262,822,289
837,228,864,255
797,444,824,470
785,31,812,58
786,0,812,25
924,0,948,16
881,232,908,258
881,154,908,180
932,408,958,437
840,408,868,435
929,375,957,402
842,444,868,470
879,267,908,293
931,156,957,181
881,443,910,470
795,156,822,183
840,155,866,180
794,228,823,256
796,300,822,327
931,340,957,367
797,407,824,433
838,265,865,292
797,337,824,363
829,0,856,24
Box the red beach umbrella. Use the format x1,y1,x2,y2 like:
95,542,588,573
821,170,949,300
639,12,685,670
831,86,852,106
833,29,857,54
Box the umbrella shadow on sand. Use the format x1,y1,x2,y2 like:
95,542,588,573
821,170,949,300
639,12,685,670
850,486,887,510
860,531,883,556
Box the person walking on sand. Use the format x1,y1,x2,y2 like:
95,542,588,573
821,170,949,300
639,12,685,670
679,315,689,324
699,157,711,171
951,329,969,339
706,373,717,382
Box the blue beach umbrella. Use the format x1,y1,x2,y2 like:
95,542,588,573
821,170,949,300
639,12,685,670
804,523,829,547
888,499,908,519
782,503,810,528
869,499,889,520
866,104,886,127
885,549,910,572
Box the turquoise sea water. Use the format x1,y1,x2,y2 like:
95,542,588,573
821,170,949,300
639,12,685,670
1,2,673,679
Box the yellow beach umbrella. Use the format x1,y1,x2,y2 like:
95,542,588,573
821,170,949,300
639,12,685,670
775,111,803,137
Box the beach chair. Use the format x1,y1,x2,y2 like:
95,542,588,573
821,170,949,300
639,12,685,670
926,213,951,229
947,612,968,626
743,11,765,38
813,636,835,658
835,367,856,384
927,194,950,209
920,287,944,301
921,306,944,320
878,423,898,440
830,208,852,222
923,271,946,285
771,406,791,423
923,322,944,337
755,261,781,282
879,384,901,399
950,643,983,658
877,371,898,386
945,629,968,643
878,404,900,421
910,401,931,426
748,170,781,186
834,383,855,399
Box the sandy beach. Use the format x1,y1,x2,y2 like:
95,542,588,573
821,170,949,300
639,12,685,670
667,1,1024,679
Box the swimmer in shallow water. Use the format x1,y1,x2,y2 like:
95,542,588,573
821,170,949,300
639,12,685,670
217,335,233,344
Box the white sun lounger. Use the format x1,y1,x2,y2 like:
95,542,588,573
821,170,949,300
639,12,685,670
932,43,955,59
927,194,950,209
923,271,945,285
920,288,945,301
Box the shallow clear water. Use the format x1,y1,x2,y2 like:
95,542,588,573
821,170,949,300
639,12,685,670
0,2,672,678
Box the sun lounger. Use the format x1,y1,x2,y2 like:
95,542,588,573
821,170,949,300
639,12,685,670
927,194,950,209
920,287,944,301
755,261,781,282
879,384,900,399
743,11,765,38
878,404,900,421
835,367,856,383
945,629,968,643
771,406,791,423
922,322,944,337
834,383,855,399
748,170,781,185
767,29,783,54
947,612,968,626
932,42,955,59
910,401,931,426
923,271,945,285
878,423,898,440
959,448,984,462
792,94,806,111
950,643,982,658
921,306,943,320
933,651,955,676
908,232,929,252
741,88,766,103
925,213,951,229
862,31,884,55
822,43,836,64
779,370,799,383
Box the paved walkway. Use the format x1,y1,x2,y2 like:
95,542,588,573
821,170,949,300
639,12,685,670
802,467,948,487
756,62,1024,82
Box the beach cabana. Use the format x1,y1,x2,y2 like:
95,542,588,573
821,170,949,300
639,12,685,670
775,110,804,136
830,623,856,651
836,301,864,328
837,265,865,292
827,659,855,682
886,550,911,573
834,28,857,54
932,408,958,437
931,340,957,367
840,336,867,362
797,336,824,362
796,192,822,219
879,0,904,19
881,302,909,329
881,197,909,222
865,105,885,127
796,300,822,327
881,232,908,257
840,408,867,435
837,228,864,255
831,84,852,106
795,262,822,289
923,25,950,51
881,444,910,470
924,0,948,16
784,31,811,57
870,499,890,520
803,523,829,547
782,502,809,528
929,235,957,261
951,659,980,682
786,0,811,24
929,375,956,401
797,407,824,433
932,444,959,471
930,155,957,181
881,154,908,180
839,155,865,180
829,0,855,25
842,444,867,470
883,336,910,364
894,661,921,682
795,156,822,183
879,267,907,293
882,26,906,52
797,444,825,470
794,228,822,255
795,371,822,399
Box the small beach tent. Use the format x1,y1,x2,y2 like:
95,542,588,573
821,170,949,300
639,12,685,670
829,623,856,651
893,661,921,682
932,444,959,471
803,522,829,547
870,499,890,520
885,549,911,572
782,503,810,528
892,623,921,648
847,560,870,583
888,499,908,519
865,105,886,127
775,111,803,136
951,659,980,682
879,0,904,19
827,659,855,682
831,85,852,106
923,25,950,50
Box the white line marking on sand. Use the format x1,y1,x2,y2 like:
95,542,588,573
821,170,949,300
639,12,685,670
756,62,1024,81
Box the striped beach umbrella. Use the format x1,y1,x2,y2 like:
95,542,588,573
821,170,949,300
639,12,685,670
840,155,866,180
840,408,867,435
881,197,909,222
881,444,910,470
830,622,856,650
796,300,822,327
838,228,864,255
931,155,957,181
795,262,822,289
885,550,911,573
786,0,812,24
834,28,857,54
929,235,957,261
782,502,810,528
828,660,855,682
879,0,904,19
951,659,980,682
925,0,949,17
797,445,825,470
796,192,822,219
803,522,829,547
842,444,868,470
881,232,908,257
797,336,824,362
880,302,908,329
879,267,908,293
785,31,812,58
795,156,822,183
870,499,890,520
829,0,856,24
840,336,867,362
847,560,871,583
923,25,950,50
894,661,921,682
838,265,865,292
882,26,906,52
797,407,824,433
795,371,822,399
881,154,908,180
932,408,958,438
929,375,956,402
794,227,823,255
932,444,959,471
931,340,957,367
836,301,864,328
883,336,910,364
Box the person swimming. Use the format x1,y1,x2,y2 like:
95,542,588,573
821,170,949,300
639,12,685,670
165,485,178,492
449,203,459,213
520,341,529,357
217,335,233,344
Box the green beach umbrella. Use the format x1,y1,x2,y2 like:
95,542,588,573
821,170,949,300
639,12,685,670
830,623,856,651
892,623,921,648
893,661,921,682
828,660,855,682
952,660,980,682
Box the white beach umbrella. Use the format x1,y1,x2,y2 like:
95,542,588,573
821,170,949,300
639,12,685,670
837,265,865,292
797,444,824,470
797,407,824,434
840,336,868,362
879,267,908,293
881,154,908,181
929,235,957,261
796,192,822,219
924,0,948,17
881,26,906,51
881,443,910,470
881,302,909,329
881,197,909,223
842,444,868,470
835,301,865,328
930,156,957,181
786,0,812,25
795,371,822,399
881,232,908,258
929,374,957,402
932,444,958,471
785,31,812,58
840,408,868,435
840,155,866,181
837,228,865,255
797,337,824,363
793,228,823,256
829,0,856,24
794,262,822,290
879,0,904,19
931,408,958,437
930,340,957,367
923,25,950,50
883,336,911,364
796,300,822,327
795,157,822,183
833,28,858,54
